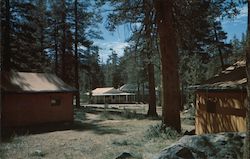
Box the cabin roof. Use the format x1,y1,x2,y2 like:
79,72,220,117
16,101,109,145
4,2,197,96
119,83,150,92
0,71,77,93
89,87,134,96
191,60,247,91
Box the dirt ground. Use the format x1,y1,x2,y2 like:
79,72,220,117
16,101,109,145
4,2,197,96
0,105,194,159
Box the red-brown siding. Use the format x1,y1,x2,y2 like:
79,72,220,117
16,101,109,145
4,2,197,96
2,92,74,127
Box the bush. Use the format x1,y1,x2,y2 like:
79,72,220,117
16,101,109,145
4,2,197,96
145,123,182,140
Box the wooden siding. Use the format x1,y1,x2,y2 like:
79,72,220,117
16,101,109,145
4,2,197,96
195,91,247,134
2,93,74,127
92,95,136,104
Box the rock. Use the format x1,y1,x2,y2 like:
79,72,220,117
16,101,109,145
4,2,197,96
154,132,245,159
176,146,194,158
116,152,135,159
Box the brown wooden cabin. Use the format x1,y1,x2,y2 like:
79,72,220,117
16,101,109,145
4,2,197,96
0,71,77,128
88,87,136,104
192,61,247,135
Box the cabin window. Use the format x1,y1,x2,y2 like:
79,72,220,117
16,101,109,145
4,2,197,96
51,97,61,106
206,99,216,113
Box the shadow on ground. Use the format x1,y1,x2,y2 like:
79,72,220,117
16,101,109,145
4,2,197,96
1,112,125,142
1,107,161,142
83,106,161,120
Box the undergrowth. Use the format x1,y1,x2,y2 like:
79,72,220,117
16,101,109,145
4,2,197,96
112,139,142,147
99,109,146,120
144,123,182,140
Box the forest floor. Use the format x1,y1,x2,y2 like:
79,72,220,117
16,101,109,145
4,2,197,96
0,105,195,159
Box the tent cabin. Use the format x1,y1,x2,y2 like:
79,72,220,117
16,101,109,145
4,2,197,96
88,87,135,104
1,71,77,127
192,61,247,135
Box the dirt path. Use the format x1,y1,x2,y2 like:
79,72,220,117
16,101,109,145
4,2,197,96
0,109,194,159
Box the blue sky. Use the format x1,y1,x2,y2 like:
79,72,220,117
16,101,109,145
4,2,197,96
222,5,247,41
95,5,248,63
94,24,130,63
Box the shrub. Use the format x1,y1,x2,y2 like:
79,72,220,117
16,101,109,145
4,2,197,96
145,123,182,140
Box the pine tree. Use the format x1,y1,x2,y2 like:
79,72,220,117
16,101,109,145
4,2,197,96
74,0,80,108
1,0,11,71
154,0,181,132
1,0,50,72
106,0,158,115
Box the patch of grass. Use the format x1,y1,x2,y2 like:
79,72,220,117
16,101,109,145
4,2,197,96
99,111,121,120
99,111,111,120
121,109,146,120
0,147,6,159
122,109,137,118
99,109,146,120
74,109,86,121
30,150,46,157
145,123,182,140
0,135,27,159
134,153,143,159
182,117,195,125
112,139,142,147
64,152,73,159
112,139,130,146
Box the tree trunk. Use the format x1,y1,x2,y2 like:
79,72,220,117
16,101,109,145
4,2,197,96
144,0,157,117
2,0,11,71
244,1,250,158
74,0,80,108
137,82,141,103
147,63,158,116
154,0,181,132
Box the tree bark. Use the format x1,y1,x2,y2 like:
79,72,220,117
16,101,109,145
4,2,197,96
244,1,250,158
144,0,158,117
147,63,158,116
154,0,181,132
74,0,80,108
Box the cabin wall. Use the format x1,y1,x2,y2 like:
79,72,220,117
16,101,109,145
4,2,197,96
2,92,74,127
92,95,135,104
195,91,247,135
